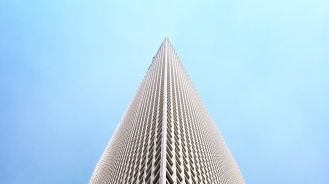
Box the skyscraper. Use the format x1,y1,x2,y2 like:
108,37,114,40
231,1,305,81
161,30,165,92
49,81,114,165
89,37,245,184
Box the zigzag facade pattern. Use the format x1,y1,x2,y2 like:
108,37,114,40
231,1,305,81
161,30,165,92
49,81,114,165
89,38,245,184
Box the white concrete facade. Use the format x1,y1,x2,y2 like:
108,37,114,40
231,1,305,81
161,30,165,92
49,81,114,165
89,38,245,184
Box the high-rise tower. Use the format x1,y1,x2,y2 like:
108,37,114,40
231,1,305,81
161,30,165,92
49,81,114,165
89,38,245,184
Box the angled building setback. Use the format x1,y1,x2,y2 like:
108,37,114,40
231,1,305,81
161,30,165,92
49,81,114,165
89,37,245,184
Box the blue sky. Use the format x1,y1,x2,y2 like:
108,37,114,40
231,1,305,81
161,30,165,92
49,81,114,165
1,0,328,183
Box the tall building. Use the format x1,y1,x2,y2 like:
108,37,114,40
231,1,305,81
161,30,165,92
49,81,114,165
89,37,245,184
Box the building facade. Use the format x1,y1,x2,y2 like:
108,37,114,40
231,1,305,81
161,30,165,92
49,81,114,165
89,38,245,184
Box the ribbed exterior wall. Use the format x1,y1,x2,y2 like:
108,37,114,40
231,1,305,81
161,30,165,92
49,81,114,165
89,38,245,184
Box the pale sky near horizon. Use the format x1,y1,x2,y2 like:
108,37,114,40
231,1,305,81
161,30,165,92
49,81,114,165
1,0,329,183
